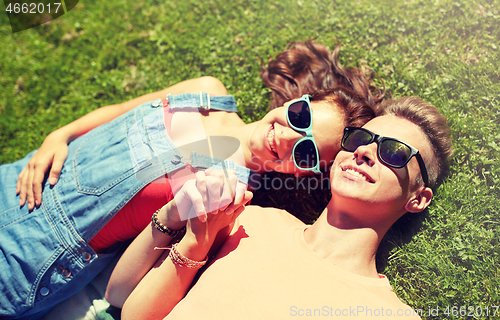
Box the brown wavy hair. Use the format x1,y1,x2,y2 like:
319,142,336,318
261,40,386,111
309,86,376,130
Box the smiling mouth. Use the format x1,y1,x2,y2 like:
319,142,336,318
342,166,374,183
267,124,278,156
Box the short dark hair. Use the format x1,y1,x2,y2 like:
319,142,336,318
377,97,453,188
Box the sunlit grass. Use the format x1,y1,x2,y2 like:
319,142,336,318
1,0,499,318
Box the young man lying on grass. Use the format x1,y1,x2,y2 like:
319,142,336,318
106,96,452,320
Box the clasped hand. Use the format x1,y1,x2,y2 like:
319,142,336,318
165,169,252,244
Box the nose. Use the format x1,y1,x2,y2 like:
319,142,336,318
353,142,377,166
280,126,305,149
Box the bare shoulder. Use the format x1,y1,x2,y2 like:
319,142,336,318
165,76,228,96
117,76,228,111
193,76,228,96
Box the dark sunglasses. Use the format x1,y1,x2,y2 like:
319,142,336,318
286,95,321,173
341,127,429,186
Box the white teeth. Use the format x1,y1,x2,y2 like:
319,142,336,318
267,127,277,154
344,168,367,181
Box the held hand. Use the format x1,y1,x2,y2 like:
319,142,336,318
184,169,252,246
163,169,250,231
174,169,246,221
16,130,70,209
185,188,252,247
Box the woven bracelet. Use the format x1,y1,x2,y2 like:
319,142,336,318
169,243,208,269
151,209,186,238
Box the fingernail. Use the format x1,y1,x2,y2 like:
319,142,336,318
49,177,57,185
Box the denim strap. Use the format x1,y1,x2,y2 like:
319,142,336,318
167,92,237,112
129,103,250,185
190,152,251,184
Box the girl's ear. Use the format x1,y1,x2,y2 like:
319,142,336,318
405,186,433,213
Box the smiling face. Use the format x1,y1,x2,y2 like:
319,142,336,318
329,115,433,223
247,100,344,174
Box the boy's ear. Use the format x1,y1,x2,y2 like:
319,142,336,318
405,186,433,213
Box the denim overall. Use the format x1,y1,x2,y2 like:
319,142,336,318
0,92,250,319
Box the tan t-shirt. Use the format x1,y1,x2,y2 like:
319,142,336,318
165,206,422,319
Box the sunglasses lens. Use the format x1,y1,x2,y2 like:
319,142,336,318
288,101,311,129
379,140,412,167
342,129,373,151
294,139,318,169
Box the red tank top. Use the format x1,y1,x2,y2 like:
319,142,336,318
89,100,196,252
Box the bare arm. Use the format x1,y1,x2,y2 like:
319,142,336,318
17,76,228,210
104,201,181,309
120,228,215,320
58,76,228,142
106,170,251,319
120,200,250,320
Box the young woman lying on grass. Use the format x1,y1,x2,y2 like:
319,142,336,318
108,97,452,320
17,40,385,210
0,41,382,319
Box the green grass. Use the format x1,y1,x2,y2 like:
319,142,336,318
1,0,499,318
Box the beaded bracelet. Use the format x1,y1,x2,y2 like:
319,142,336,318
151,209,186,238
169,243,208,269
